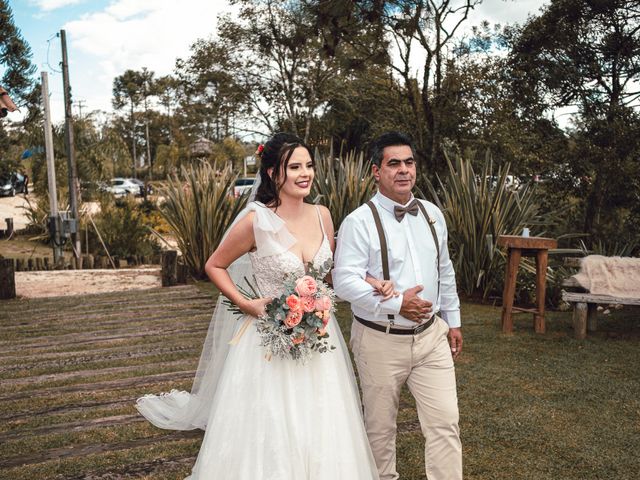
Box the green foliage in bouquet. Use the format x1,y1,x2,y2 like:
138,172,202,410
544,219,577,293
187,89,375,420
159,161,248,278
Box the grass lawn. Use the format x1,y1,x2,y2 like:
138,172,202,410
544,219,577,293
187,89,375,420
0,282,638,479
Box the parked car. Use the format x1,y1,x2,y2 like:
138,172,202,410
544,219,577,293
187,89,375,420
0,172,26,197
128,178,153,196
105,178,141,196
233,177,255,198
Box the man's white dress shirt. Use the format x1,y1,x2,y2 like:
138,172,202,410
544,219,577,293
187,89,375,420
333,191,461,328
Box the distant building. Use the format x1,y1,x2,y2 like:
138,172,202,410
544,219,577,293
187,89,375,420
190,137,214,157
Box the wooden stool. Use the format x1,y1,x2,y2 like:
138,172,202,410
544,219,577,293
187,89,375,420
497,235,558,334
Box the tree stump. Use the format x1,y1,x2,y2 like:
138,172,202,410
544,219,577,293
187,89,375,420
0,258,16,299
162,250,178,287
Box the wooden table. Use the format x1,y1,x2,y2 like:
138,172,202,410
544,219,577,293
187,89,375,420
497,235,558,334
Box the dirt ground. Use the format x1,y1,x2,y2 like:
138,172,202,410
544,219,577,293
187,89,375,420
0,194,31,230
1,195,174,299
14,267,162,299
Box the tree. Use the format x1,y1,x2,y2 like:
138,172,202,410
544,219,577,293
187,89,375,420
175,39,247,141
384,0,480,174
112,70,145,177
509,0,640,235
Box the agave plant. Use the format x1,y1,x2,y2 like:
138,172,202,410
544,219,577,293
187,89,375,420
159,161,248,278
311,149,376,231
422,150,555,299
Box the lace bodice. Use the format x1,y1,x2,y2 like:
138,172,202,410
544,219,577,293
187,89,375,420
248,207,333,298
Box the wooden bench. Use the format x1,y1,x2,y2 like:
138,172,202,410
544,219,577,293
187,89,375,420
561,258,640,339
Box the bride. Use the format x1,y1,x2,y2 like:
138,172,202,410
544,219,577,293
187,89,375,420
136,133,384,479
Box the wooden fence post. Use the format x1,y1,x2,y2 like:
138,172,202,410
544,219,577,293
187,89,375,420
4,218,13,239
0,258,16,299
162,250,178,287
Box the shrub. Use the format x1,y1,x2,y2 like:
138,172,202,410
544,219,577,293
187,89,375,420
86,196,160,259
311,149,375,231
423,150,556,300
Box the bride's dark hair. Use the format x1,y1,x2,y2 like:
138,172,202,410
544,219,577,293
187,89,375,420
255,132,313,207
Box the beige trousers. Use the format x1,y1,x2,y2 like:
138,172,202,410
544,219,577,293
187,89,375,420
350,317,462,480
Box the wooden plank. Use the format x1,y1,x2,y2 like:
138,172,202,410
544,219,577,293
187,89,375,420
0,258,16,299
501,248,521,333
534,249,548,334
562,291,640,306
497,235,557,250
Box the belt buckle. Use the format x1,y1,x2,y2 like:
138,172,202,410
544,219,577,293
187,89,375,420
414,319,429,335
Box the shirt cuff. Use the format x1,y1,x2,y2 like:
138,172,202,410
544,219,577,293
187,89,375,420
440,310,461,328
374,293,403,316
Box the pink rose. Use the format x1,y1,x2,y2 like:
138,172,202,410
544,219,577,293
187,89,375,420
314,295,332,311
286,294,302,312
283,309,302,328
292,334,305,345
295,275,317,297
302,296,316,313
317,326,327,337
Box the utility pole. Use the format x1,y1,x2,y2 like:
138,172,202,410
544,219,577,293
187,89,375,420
60,29,81,262
76,99,86,118
41,72,63,264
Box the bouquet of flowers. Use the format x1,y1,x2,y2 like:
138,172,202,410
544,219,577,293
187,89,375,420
224,262,336,362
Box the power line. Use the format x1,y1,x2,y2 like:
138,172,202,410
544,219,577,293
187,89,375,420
46,33,62,74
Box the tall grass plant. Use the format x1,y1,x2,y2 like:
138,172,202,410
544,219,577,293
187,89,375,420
423,150,555,299
310,149,375,230
159,161,247,278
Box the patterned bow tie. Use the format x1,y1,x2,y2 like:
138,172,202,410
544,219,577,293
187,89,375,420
394,199,420,222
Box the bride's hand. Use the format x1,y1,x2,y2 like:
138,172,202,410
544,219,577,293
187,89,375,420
241,297,272,318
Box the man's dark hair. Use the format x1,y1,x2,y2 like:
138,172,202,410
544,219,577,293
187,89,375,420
369,131,416,167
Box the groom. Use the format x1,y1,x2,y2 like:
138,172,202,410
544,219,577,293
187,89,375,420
333,131,463,480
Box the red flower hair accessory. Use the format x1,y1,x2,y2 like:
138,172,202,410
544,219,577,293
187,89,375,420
255,144,264,158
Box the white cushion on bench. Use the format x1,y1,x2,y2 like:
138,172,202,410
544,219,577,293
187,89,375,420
572,255,640,298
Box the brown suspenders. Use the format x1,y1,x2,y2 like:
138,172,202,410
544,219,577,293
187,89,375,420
365,200,441,322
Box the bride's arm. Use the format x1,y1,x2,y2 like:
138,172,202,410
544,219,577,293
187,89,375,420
204,212,270,317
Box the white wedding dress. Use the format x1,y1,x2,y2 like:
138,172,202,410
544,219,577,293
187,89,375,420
136,203,379,480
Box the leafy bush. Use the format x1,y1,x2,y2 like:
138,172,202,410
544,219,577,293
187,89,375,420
311,149,375,230
159,161,248,278
86,196,160,259
423,150,556,300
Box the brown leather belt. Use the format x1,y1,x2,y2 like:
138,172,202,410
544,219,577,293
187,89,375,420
354,315,436,335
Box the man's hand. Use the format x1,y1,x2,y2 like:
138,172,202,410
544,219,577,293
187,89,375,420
399,285,432,322
447,327,463,360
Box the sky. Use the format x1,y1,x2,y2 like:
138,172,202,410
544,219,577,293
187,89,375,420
6,0,550,124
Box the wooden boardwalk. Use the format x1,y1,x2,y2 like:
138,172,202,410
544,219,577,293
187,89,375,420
0,284,426,479
0,285,215,479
